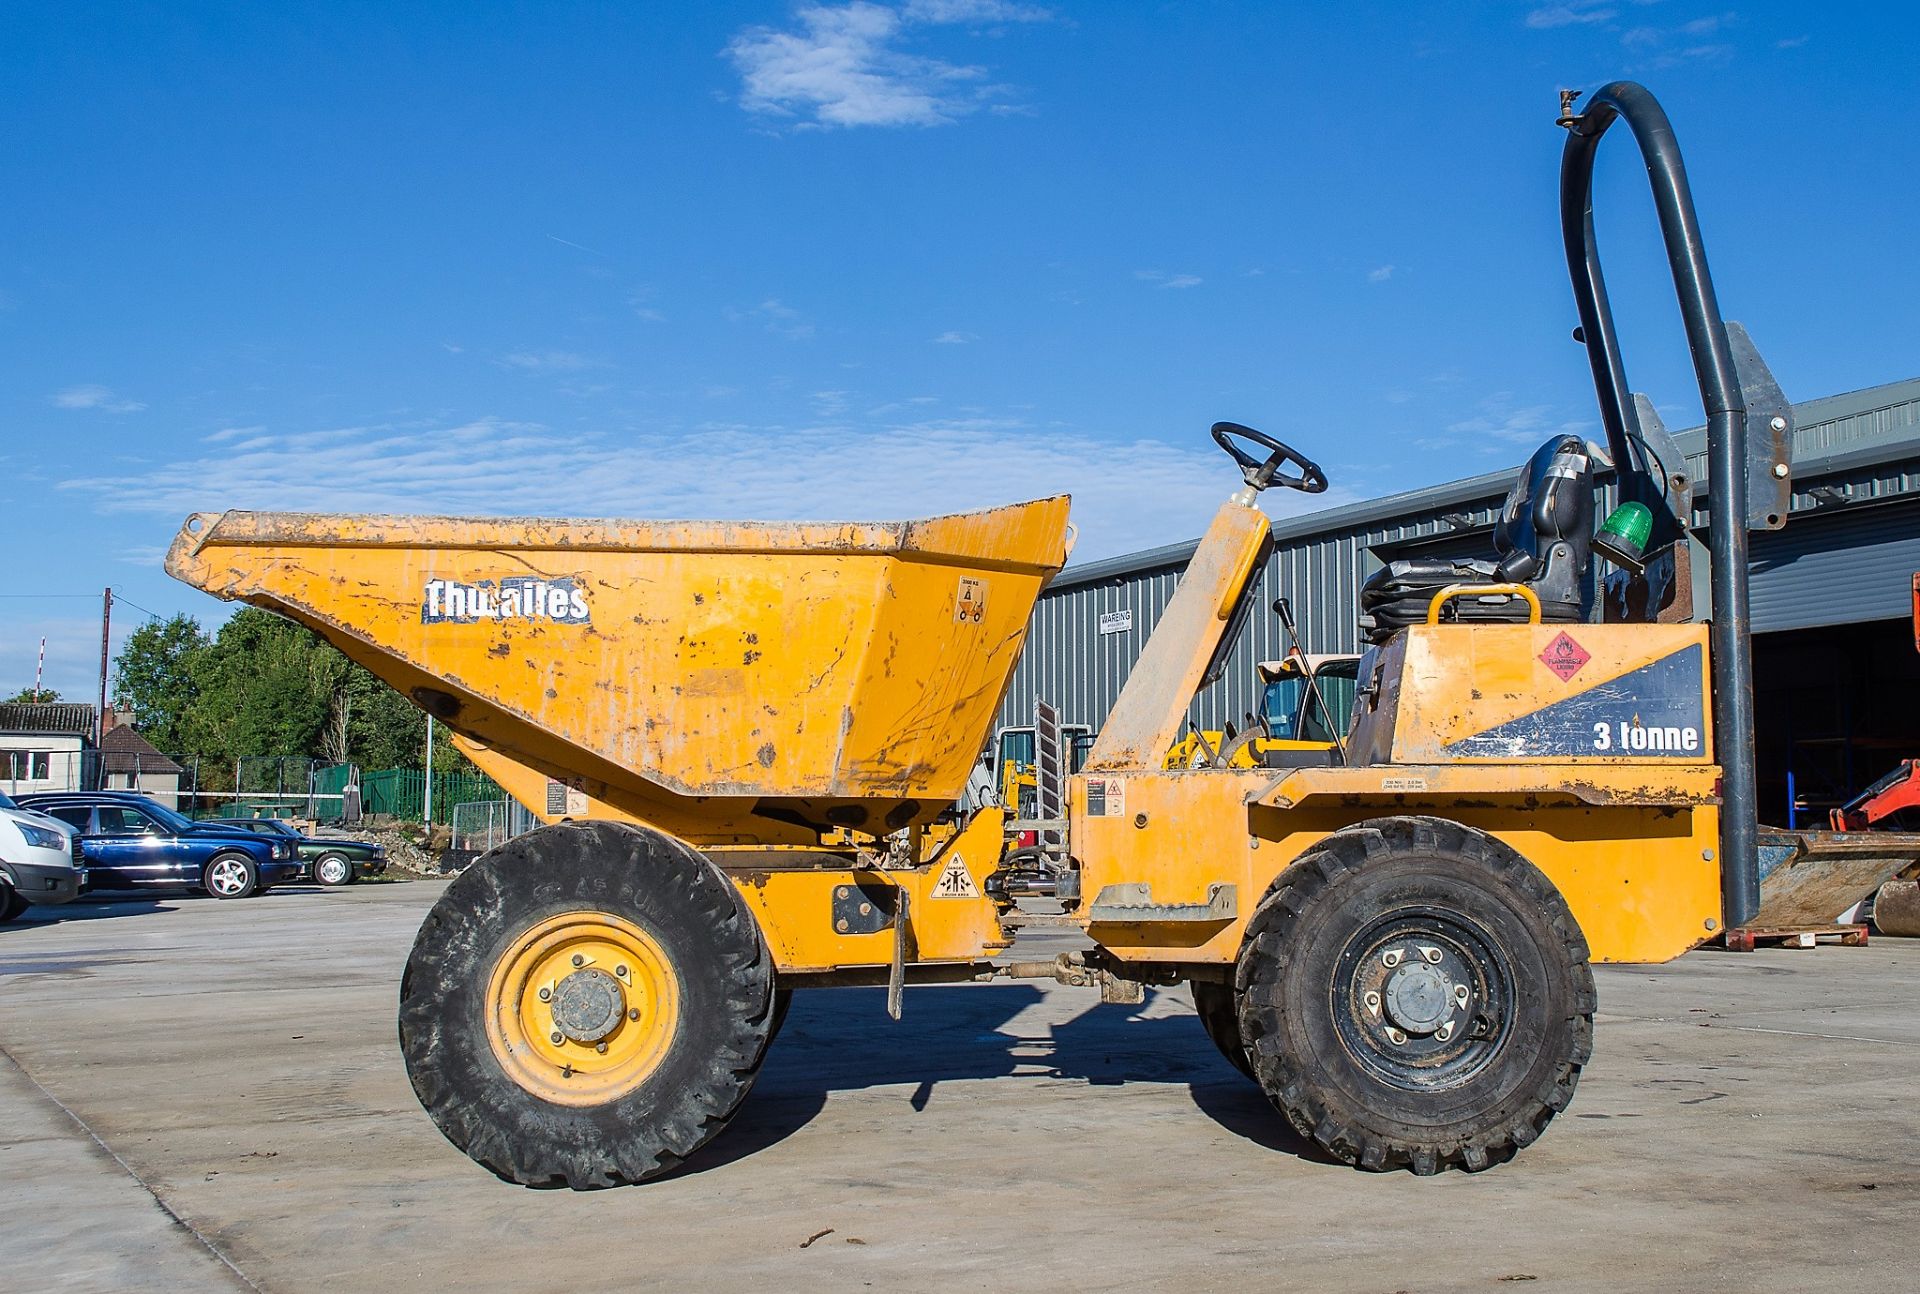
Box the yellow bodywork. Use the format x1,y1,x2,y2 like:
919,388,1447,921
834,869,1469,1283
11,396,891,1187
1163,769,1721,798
167,485,1727,983
168,501,1070,844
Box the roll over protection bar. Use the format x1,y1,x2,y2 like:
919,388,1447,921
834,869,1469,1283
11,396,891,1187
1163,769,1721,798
1558,81,1762,927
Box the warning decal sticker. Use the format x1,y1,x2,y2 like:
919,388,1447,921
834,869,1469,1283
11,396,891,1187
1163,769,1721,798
1085,776,1125,817
955,576,988,624
931,855,981,899
1537,631,1591,682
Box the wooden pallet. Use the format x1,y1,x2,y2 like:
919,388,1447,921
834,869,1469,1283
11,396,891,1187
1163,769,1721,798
1721,923,1870,951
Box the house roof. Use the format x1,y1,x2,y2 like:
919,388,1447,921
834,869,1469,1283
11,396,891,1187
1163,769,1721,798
0,702,97,740
99,724,184,774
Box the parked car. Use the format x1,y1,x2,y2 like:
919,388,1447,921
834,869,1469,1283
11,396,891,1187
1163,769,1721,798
16,791,304,899
0,789,83,923
206,818,388,886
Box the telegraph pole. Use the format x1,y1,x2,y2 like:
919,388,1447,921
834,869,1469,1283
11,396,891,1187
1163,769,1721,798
97,587,112,748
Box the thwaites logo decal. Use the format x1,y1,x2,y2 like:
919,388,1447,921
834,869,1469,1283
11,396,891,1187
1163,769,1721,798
422,577,589,625
1447,643,1705,760
1537,631,1591,682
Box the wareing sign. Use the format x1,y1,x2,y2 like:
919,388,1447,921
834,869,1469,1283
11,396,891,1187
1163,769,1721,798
421,577,590,625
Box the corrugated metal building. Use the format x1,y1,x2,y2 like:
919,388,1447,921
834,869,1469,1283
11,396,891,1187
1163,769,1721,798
998,377,1920,827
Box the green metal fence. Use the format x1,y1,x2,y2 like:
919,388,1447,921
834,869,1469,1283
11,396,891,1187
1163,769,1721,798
308,762,505,823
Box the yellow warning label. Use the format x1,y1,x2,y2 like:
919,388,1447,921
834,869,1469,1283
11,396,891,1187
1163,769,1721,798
931,854,980,899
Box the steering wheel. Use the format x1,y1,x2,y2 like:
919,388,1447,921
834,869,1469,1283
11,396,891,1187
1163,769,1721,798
1211,422,1328,494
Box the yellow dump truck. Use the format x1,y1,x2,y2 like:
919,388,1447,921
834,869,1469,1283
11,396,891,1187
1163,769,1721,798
167,83,1791,1185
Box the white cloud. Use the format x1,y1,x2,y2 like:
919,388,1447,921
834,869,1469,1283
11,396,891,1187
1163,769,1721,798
1442,394,1593,452
1367,265,1395,283
1134,270,1203,289
1525,3,1617,28
71,414,1357,564
497,350,598,372
727,1,1048,130
51,385,146,413
733,297,816,340
932,330,977,344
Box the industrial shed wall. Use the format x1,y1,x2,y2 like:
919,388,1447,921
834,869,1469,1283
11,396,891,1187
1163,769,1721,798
998,377,1920,737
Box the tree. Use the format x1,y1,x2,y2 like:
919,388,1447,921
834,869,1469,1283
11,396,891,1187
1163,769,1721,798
4,687,61,703
107,605,474,777
112,614,210,752
185,608,348,762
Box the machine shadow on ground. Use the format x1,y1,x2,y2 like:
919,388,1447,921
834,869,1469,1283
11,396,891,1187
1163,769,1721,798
668,984,1323,1179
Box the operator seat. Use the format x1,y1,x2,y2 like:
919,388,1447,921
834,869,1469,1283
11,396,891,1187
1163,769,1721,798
1359,434,1594,643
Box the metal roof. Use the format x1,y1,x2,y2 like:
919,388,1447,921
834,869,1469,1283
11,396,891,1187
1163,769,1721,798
0,702,97,738
1051,376,1920,591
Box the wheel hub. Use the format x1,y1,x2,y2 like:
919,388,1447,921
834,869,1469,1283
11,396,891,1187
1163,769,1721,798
1383,960,1454,1035
1335,912,1512,1092
550,968,626,1044
482,910,681,1107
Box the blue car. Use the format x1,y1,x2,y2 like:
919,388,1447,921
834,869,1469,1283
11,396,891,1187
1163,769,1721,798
16,791,304,899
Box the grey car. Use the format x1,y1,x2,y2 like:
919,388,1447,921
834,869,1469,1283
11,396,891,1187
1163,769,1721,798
0,789,83,922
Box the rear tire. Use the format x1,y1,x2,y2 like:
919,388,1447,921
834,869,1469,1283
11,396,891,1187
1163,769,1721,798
1191,980,1255,1081
313,852,354,887
1237,816,1594,1175
203,853,258,900
399,821,776,1188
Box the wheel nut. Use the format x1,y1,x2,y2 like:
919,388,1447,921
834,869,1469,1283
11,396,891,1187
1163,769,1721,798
1436,1022,1455,1042
571,954,584,967
1362,990,1382,1015
596,1042,608,1054
550,1031,564,1045
1381,949,1402,968
538,987,551,1002
1386,1027,1407,1045
1453,984,1470,1003
1421,946,1442,964
628,1008,641,1021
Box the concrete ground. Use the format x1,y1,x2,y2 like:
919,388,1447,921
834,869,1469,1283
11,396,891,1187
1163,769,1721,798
1,880,1915,1294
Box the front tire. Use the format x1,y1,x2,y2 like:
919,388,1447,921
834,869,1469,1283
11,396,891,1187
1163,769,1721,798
398,821,776,1188
1237,816,1594,1175
1191,980,1255,1081
204,853,258,900
313,852,354,887
0,884,28,924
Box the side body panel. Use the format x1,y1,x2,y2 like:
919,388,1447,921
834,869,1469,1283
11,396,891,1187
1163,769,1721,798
1072,769,1721,965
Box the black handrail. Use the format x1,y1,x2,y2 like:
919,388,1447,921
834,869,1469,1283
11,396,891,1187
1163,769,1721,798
1559,81,1760,928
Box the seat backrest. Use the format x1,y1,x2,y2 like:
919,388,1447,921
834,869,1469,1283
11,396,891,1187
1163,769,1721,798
1492,434,1593,617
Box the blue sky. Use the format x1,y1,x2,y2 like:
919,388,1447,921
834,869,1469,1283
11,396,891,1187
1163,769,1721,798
3,2,1913,699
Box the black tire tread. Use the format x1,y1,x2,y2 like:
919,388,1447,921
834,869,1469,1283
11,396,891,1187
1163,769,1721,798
1190,979,1256,1081
397,821,777,1189
1235,815,1595,1176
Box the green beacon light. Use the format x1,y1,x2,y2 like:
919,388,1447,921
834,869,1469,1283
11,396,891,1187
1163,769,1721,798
1593,501,1654,574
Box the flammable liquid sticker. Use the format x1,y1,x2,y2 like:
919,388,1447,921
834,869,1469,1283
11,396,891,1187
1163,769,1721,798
1446,643,1706,759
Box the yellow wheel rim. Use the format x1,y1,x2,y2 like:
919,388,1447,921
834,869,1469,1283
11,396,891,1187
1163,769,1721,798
483,910,681,1107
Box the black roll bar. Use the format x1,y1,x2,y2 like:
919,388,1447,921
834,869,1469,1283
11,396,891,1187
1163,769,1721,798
1558,81,1760,928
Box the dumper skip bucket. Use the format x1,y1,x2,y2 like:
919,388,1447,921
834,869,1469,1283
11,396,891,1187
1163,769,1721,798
166,500,1070,829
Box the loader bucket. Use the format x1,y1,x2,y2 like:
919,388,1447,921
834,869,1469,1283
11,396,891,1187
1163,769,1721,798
166,499,1070,835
